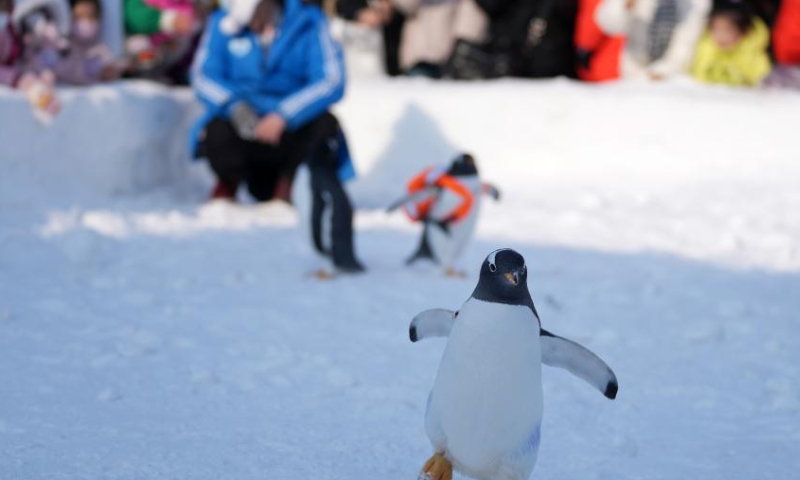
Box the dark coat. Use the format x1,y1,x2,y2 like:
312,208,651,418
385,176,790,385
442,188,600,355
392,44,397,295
476,0,578,78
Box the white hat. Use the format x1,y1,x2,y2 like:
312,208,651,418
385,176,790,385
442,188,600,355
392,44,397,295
219,0,262,35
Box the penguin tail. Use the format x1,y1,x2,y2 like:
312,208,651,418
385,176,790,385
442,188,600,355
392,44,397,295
406,224,436,265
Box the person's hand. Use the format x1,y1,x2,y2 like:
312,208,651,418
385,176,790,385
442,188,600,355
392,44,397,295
648,71,665,81
256,113,286,145
624,0,637,11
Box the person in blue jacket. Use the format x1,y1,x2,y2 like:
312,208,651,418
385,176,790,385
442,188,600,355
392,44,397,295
191,0,364,272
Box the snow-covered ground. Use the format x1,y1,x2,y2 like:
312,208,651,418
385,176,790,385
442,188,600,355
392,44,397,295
1,78,799,480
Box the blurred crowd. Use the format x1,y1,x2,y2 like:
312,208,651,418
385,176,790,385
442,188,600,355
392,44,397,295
0,0,798,119
339,0,800,86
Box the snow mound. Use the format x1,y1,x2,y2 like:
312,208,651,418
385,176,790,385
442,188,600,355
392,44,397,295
0,81,201,197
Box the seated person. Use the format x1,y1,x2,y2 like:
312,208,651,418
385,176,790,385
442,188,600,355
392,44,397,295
595,0,711,80
191,0,364,272
691,1,771,87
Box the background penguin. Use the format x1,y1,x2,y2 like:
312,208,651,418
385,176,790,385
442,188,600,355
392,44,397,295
292,133,365,278
409,248,618,480
388,154,500,277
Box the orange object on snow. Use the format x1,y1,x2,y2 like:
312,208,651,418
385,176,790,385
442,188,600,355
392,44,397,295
404,167,474,224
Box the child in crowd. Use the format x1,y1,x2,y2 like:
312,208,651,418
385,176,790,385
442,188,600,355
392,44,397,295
123,0,198,81
12,0,72,121
53,0,123,85
691,1,771,87
0,0,21,86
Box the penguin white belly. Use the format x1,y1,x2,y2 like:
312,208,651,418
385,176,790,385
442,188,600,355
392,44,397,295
291,166,313,246
427,176,482,268
428,298,543,479
291,165,332,265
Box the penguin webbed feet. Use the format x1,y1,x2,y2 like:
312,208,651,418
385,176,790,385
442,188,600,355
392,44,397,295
308,269,336,281
419,452,453,480
444,268,467,278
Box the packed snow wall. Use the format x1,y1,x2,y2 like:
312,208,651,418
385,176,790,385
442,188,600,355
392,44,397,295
0,82,202,196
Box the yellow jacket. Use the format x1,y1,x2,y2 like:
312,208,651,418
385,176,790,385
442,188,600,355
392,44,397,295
691,18,772,86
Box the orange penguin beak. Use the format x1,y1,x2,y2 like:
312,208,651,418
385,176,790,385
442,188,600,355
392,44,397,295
504,272,519,286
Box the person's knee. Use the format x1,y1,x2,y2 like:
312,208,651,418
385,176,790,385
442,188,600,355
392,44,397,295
204,119,240,150
313,112,340,140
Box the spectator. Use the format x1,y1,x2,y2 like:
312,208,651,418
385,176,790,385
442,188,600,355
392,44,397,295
691,1,771,86
51,0,124,85
191,0,349,201
575,0,625,81
336,0,405,76
191,0,363,271
763,0,800,88
595,0,711,80
772,0,800,65
123,0,197,82
393,0,488,77
469,0,580,79
0,0,21,86
12,0,71,120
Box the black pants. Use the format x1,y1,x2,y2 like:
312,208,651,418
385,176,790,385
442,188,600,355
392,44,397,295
203,112,340,201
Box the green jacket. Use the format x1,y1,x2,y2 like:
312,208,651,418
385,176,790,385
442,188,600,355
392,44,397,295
124,0,163,35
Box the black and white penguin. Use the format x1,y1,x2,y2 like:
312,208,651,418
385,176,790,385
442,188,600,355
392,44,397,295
388,154,499,276
292,136,364,278
410,248,618,480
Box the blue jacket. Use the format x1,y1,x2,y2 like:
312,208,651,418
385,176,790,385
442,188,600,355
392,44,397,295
190,1,354,180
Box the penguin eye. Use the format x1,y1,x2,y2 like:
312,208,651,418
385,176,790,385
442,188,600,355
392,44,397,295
488,263,497,273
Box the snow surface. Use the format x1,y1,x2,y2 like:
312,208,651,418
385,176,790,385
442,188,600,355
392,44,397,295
1,78,799,480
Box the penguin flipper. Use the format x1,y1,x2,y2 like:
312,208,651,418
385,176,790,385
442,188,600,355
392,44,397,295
540,329,618,400
386,186,438,213
409,309,456,342
482,183,501,201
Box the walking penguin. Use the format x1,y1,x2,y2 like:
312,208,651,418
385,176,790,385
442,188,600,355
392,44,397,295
388,154,499,276
410,248,618,480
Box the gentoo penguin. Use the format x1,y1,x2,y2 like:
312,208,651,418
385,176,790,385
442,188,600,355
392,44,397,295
292,133,364,278
388,154,500,276
410,248,618,480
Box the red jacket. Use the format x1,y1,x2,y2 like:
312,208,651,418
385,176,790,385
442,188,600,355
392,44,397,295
574,0,625,81
774,0,800,65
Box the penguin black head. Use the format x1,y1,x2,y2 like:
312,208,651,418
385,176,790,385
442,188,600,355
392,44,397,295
471,248,535,305
446,153,478,177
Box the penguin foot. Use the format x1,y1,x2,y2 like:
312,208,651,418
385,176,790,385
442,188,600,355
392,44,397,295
420,452,452,480
309,269,336,280
444,268,466,278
